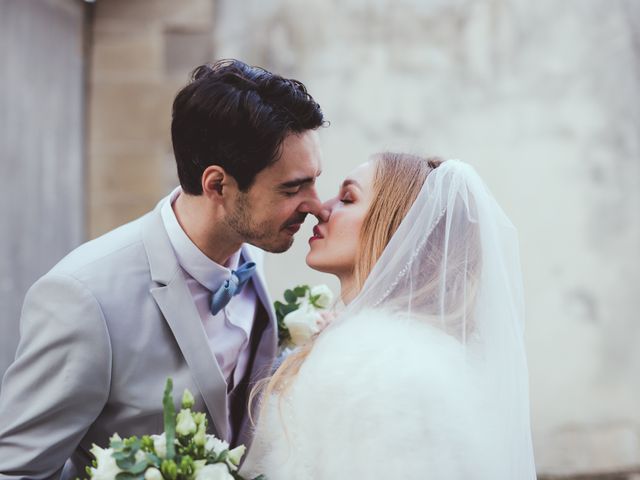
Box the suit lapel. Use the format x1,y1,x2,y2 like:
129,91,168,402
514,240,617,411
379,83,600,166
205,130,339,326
240,245,278,385
142,207,230,441
235,246,278,448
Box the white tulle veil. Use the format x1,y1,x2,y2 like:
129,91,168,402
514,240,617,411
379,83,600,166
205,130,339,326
339,158,537,478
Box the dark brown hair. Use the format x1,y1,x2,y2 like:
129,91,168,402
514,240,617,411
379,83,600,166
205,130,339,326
171,59,325,193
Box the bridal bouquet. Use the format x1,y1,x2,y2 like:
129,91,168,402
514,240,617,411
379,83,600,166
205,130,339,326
275,284,333,348
85,379,264,480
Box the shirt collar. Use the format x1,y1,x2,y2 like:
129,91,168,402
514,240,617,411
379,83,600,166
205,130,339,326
161,187,241,292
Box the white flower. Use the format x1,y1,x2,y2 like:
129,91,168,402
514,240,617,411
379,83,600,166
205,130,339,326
89,445,122,480
144,467,163,480
227,444,246,465
193,459,207,476
205,435,229,456
284,302,322,346
176,408,197,436
195,463,234,480
310,284,333,309
226,445,246,470
151,433,167,458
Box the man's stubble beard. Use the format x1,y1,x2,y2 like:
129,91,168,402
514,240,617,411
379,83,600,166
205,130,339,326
226,193,294,254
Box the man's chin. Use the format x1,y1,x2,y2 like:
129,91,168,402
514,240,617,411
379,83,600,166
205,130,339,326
252,234,294,254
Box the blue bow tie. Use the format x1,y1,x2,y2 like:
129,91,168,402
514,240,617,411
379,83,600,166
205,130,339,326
210,261,256,315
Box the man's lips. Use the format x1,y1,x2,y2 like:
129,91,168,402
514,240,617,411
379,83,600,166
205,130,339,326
285,223,302,234
309,225,324,243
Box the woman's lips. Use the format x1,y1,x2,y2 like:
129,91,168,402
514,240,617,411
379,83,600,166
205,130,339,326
309,225,324,243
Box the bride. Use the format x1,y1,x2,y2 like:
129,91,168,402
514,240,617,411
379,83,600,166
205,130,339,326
241,153,537,479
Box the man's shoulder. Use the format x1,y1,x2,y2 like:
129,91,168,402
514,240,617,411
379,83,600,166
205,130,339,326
49,210,157,282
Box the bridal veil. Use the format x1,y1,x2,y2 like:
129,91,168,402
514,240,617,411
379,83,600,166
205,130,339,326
339,159,537,478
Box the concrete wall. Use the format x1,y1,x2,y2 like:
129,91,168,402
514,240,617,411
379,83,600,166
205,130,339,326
213,0,640,475
85,0,640,475
0,0,86,384
88,0,215,237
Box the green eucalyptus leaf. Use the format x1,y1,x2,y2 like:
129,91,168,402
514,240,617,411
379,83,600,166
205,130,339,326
284,289,297,303
115,456,137,470
110,440,125,450
281,303,298,316
292,285,308,297
145,451,161,467
274,301,285,322
115,472,140,480
126,437,142,451
128,460,149,475
113,451,128,461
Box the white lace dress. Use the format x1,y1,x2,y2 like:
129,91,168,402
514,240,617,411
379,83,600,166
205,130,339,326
241,309,505,480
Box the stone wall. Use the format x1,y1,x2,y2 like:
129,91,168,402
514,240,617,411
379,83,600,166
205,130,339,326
213,0,640,476
86,0,640,475
88,0,215,237
0,0,86,383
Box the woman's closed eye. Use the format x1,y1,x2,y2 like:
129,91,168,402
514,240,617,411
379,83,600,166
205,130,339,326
340,192,354,204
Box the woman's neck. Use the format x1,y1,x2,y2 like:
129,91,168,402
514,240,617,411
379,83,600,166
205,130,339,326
339,274,358,305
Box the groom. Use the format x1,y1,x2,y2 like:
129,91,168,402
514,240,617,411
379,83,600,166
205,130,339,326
0,59,326,479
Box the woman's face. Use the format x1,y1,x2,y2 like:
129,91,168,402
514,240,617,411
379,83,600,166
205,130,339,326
306,161,376,275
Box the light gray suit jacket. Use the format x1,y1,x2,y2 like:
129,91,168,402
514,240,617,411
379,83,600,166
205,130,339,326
0,205,278,479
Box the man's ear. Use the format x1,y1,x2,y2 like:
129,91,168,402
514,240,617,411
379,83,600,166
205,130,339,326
202,165,232,200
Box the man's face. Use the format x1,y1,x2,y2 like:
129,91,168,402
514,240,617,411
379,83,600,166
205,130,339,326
226,130,323,253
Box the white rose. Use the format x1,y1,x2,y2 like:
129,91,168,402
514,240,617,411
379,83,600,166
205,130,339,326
205,435,229,456
227,445,246,466
151,433,166,458
310,284,333,309
193,459,208,476
89,445,122,480
144,467,163,480
176,408,197,436
195,463,234,480
284,303,321,346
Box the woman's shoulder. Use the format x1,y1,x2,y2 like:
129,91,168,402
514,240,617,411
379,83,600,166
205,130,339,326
285,309,492,478
296,308,475,409
311,308,466,372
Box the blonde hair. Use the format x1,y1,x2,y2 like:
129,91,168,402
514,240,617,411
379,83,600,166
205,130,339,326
353,152,443,292
249,153,443,417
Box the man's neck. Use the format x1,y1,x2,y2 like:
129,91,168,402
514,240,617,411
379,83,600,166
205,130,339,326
173,192,242,266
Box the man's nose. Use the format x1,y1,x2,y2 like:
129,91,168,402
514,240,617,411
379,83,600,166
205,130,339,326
298,192,330,222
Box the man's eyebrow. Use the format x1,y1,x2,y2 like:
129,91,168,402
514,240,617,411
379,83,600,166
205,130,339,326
278,174,319,189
